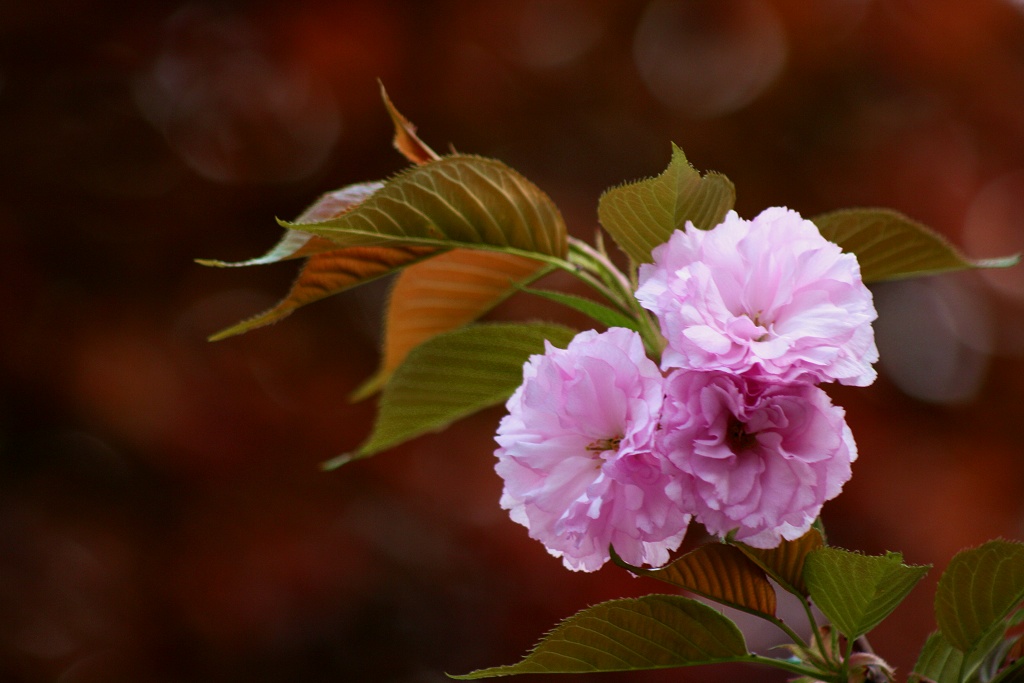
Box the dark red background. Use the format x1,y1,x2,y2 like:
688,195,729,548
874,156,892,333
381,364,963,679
3,1,1024,681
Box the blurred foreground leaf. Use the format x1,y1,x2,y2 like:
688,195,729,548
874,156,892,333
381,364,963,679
450,595,749,679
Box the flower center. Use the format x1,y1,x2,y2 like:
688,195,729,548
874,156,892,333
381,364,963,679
586,436,622,454
748,311,770,342
586,435,623,470
726,417,758,452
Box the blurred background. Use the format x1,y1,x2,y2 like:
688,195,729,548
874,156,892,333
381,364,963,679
3,1,1024,681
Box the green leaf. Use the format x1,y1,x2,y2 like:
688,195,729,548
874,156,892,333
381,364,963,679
597,143,735,264
449,594,749,679
911,631,964,683
812,208,1019,283
325,322,576,468
287,155,568,260
619,543,777,620
804,548,930,640
734,528,824,597
352,250,552,400
519,287,639,331
935,540,1024,659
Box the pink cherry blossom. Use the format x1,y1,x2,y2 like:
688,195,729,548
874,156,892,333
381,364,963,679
494,327,690,571
635,207,878,386
658,369,856,548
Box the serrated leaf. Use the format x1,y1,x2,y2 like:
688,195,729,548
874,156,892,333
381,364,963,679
201,182,385,268
450,594,749,679
735,528,824,597
597,143,735,264
621,543,777,619
326,322,577,468
287,155,568,260
910,629,1005,683
352,250,551,400
911,631,964,683
804,548,930,640
935,540,1024,658
379,81,439,165
200,182,444,340
812,208,1019,283
208,244,437,341
519,287,639,331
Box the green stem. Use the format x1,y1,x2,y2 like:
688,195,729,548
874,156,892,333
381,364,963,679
767,616,809,651
497,245,634,321
801,598,830,666
840,633,856,681
745,654,840,682
568,238,634,297
570,269,636,319
566,238,665,357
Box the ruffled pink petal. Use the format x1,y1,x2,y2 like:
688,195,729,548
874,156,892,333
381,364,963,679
495,328,691,571
658,370,856,548
636,208,878,386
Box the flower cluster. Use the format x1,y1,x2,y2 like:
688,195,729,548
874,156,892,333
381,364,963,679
495,208,877,571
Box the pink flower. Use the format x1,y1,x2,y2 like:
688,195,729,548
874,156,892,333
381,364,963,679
658,370,856,548
494,328,690,571
635,208,878,386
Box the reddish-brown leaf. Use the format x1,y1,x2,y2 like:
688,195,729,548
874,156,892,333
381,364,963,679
209,244,437,341
200,182,385,268
352,248,548,398
640,543,777,618
380,81,439,165
735,528,824,597
201,180,443,341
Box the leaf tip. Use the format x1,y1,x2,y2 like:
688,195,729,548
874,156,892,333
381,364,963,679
348,372,385,403
378,80,440,164
321,452,359,471
206,319,259,342
977,253,1021,269
206,328,237,343
669,140,689,162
